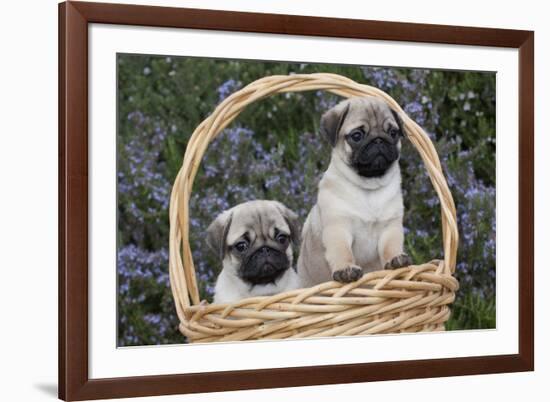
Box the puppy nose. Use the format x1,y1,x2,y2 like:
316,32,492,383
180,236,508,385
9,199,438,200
373,137,383,144
260,246,270,256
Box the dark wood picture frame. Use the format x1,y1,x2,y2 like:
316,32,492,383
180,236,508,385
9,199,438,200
59,1,534,400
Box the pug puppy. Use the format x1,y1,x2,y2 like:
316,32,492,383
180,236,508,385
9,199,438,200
297,97,412,286
207,200,302,304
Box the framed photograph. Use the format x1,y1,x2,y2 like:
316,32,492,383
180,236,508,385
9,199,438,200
59,1,534,400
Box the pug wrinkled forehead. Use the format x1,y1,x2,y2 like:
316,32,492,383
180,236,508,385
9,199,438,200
229,201,298,246
321,97,404,146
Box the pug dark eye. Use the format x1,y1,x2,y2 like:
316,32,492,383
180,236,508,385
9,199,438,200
234,241,248,253
348,129,364,143
389,127,399,138
276,233,289,245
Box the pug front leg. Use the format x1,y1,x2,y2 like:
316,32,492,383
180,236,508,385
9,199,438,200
378,220,412,270
322,224,363,283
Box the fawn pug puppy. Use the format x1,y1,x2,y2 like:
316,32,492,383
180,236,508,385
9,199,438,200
297,97,412,286
208,200,302,304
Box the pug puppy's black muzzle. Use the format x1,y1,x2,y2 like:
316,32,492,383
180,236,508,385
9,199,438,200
239,246,290,286
352,137,399,178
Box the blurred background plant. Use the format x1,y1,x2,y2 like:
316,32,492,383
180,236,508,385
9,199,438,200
117,55,496,346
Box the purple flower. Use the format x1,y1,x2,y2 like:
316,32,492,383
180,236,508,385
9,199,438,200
217,79,242,102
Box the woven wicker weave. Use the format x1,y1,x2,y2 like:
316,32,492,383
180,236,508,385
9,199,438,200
169,73,459,343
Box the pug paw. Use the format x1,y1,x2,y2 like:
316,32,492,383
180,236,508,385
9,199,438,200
332,265,363,283
384,253,413,270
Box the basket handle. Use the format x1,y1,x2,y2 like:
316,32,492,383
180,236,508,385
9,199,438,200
169,73,458,318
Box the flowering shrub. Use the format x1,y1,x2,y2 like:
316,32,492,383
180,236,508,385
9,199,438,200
117,55,496,345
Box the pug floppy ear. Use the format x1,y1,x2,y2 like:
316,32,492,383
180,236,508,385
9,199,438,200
274,202,301,246
320,102,350,147
206,211,233,260
390,108,405,137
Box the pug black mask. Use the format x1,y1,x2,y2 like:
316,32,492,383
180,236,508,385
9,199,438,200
320,97,404,178
237,242,290,285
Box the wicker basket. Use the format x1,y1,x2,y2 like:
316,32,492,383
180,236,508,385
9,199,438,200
169,73,459,343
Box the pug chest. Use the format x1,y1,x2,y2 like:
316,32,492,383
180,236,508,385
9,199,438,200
350,220,384,268
349,186,404,269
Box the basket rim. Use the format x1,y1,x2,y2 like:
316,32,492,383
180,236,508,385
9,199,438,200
179,261,459,343
182,261,459,314
168,72,459,325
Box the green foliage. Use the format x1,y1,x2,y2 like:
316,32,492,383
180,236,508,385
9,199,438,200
446,292,496,330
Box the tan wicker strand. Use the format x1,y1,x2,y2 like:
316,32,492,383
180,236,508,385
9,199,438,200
169,73,459,342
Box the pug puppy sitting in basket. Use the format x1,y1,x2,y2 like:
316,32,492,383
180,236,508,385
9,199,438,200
298,97,412,286
207,200,302,304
